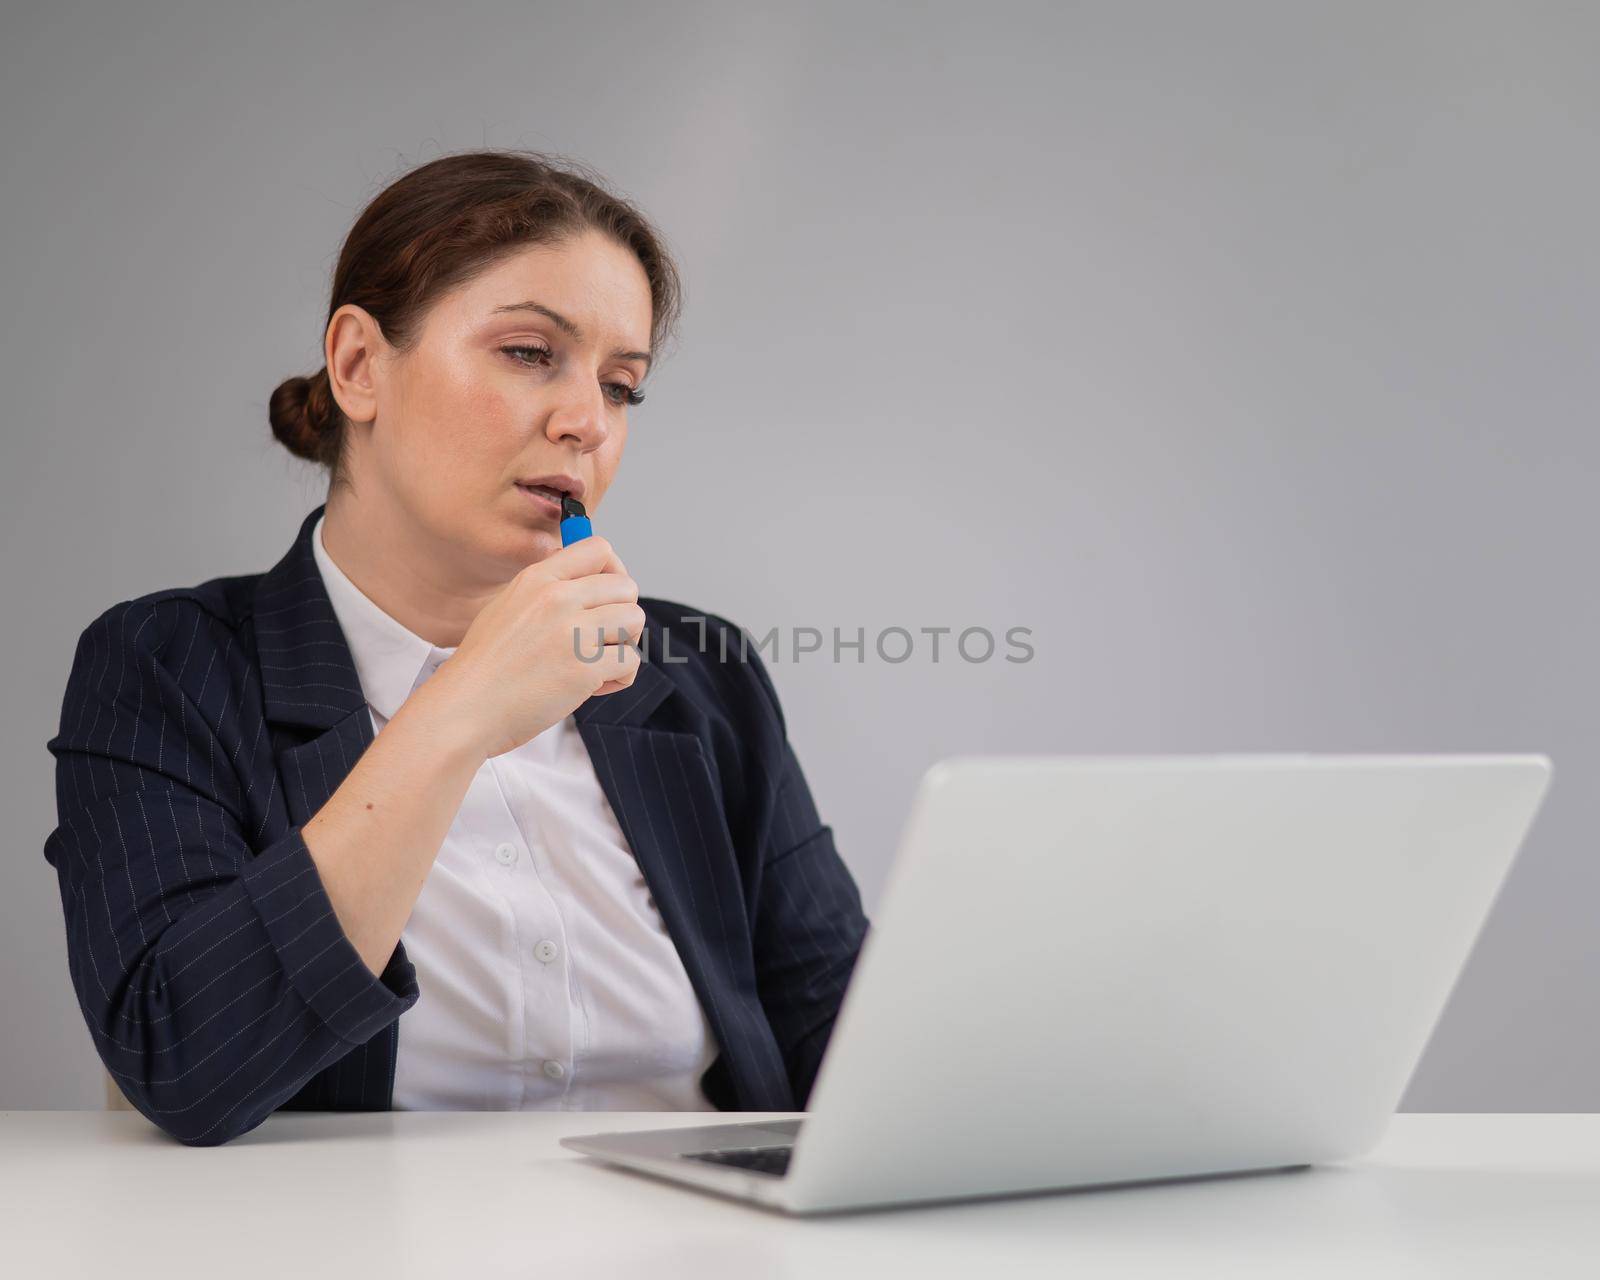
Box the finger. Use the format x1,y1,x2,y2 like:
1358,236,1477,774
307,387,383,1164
587,601,646,640
566,572,639,608
542,535,626,580
569,603,645,649
591,647,642,694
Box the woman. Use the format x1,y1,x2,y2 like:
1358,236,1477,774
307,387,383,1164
42,150,870,1146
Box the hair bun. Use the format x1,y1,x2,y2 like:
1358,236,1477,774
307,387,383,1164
269,368,336,464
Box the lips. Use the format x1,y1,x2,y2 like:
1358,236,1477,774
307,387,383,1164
515,473,585,501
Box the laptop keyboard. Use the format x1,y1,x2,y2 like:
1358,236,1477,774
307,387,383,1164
683,1144,794,1177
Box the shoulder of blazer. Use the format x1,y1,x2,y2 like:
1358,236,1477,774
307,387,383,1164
71,570,260,658
637,597,787,732
50,573,266,760
633,596,792,826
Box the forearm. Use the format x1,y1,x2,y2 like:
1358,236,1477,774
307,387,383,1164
301,668,488,976
45,601,492,1143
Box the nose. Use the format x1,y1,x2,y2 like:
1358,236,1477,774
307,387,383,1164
543,378,611,453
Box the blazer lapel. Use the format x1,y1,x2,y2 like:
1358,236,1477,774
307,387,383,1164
252,505,368,733
573,640,792,1105
251,506,379,820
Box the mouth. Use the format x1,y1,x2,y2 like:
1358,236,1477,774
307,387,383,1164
514,473,585,518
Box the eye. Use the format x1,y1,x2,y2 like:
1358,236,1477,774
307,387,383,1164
501,344,553,368
501,345,645,409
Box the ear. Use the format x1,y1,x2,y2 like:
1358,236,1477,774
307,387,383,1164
325,304,384,425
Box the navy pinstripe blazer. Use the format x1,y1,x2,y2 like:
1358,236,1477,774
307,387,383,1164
43,503,870,1146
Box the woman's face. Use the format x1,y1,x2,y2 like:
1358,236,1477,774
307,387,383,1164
332,229,654,575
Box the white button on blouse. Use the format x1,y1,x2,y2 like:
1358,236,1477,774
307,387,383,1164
310,513,720,1111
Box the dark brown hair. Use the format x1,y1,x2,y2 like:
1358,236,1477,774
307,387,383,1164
269,149,683,489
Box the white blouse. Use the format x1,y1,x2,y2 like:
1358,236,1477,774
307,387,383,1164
310,513,720,1110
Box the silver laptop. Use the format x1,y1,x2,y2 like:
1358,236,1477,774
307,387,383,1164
561,753,1552,1215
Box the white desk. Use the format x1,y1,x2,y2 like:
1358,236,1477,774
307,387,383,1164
3,1111,1595,1277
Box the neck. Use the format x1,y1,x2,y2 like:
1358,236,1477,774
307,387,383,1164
319,488,506,649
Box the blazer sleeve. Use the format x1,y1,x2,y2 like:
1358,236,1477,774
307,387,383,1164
42,599,418,1145
735,632,872,1109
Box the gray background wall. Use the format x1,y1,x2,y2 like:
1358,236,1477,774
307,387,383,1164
3,0,1595,1111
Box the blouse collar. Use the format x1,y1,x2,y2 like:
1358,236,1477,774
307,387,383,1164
310,511,456,723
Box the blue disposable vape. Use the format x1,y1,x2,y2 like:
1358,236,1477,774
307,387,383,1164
560,495,593,546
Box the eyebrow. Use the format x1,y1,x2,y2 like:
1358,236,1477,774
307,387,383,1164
490,300,653,373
